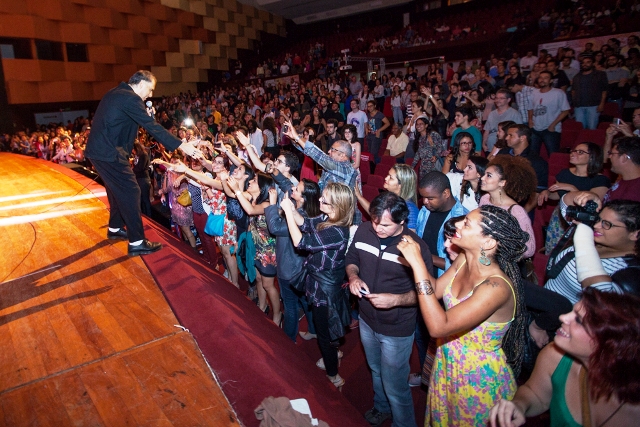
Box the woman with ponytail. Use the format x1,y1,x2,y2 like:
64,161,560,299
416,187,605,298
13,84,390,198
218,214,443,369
397,205,529,426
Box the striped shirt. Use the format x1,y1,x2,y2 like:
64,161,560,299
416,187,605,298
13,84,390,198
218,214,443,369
544,246,625,304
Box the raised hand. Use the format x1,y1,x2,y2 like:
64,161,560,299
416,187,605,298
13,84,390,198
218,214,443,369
226,176,240,193
268,187,278,205
279,191,295,212
234,130,250,148
396,234,424,266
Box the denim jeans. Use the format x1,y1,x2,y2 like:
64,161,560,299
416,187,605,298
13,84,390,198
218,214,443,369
531,129,561,156
574,106,600,130
392,107,404,127
360,318,417,427
279,277,315,342
365,135,383,164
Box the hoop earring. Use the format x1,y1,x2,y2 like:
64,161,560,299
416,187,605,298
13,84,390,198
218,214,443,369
479,248,491,266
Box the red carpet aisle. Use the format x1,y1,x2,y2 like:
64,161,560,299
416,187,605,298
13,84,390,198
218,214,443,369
140,221,370,426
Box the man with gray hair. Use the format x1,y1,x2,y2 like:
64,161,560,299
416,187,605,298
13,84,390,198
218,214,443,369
283,121,360,223
85,70,201,256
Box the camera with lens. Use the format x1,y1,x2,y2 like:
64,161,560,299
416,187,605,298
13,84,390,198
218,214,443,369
565,200,599,227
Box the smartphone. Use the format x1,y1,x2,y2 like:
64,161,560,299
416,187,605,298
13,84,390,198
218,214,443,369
359,288,370,295
614,118,622,125
283,124,289,133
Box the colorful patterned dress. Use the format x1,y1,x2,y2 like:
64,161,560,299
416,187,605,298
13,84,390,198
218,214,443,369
203,188,237,247
427,261,517,427
166,171,194,227
249,214,277,271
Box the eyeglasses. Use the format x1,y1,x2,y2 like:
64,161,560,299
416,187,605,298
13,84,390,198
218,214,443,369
570,149,590,155
329,147,346,155
319,196,332,206
275,158,285,164
597,218,626,230
608,151,622,156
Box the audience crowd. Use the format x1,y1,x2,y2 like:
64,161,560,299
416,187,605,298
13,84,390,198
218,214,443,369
3,30,640,427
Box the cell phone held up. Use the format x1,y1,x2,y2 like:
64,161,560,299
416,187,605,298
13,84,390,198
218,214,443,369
283,124,289,133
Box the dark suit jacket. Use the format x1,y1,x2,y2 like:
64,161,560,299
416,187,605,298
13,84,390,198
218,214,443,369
86,82,181,163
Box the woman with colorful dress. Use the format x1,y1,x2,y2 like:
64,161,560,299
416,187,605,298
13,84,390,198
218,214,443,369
396,205,529,426
160,153,197,251
163,154,239,287
227,172,281,325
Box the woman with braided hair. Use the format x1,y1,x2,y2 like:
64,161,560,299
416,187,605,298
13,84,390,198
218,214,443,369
397,205,529,427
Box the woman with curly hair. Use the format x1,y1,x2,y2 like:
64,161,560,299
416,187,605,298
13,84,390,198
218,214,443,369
396,205,530,426
490,288,640,427
479,155,537,259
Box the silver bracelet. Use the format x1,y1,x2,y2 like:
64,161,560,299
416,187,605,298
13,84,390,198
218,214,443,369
416,279,434,296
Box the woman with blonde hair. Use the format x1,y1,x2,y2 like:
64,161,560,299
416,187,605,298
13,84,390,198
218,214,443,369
280,182,354,390
355,164,419,231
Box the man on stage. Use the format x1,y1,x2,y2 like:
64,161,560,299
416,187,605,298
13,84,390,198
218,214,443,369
85,70,201,256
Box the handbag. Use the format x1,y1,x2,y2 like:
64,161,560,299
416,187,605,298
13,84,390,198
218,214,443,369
204,213,225,236
289,265,308,292
176,189,192,207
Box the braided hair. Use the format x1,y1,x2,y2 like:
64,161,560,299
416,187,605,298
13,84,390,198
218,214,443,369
478,205,529,378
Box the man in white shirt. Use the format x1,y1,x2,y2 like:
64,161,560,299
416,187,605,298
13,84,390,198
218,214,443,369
528,71,571,156
519,50,538,75
385,123,409,161
347,99,368,143
482,88,523,152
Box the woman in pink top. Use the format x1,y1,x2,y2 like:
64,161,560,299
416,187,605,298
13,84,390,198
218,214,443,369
478,155,537,259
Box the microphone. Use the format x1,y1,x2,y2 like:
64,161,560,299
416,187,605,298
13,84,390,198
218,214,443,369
146,100,154,117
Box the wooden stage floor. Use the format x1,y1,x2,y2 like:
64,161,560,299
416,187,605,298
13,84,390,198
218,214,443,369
0,154,239,426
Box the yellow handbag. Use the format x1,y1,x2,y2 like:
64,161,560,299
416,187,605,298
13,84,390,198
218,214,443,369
176,189,192,207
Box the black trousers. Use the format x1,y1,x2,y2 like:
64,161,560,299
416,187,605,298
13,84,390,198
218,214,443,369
137,177,152,217
312,304,339,377
91,157,145,243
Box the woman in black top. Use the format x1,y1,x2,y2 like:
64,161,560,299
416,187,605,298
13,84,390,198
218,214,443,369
538,142,610,254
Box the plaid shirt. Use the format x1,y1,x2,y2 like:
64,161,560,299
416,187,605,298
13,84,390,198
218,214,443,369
298,215,349,306
515,85,535,123
302,142,357,190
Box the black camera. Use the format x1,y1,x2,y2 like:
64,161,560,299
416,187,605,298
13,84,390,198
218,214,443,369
565,200,599,227
283,124,289,133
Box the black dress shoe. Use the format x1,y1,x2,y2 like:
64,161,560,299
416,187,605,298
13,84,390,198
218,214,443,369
128,240,162,256
107,228,128,240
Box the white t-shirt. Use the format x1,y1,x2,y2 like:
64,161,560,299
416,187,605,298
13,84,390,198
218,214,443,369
519,55,538,72
530,88,571,132
484,107,523,150
347,110,368,138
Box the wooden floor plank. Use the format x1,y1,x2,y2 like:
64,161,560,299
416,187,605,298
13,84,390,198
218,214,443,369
52,372,106,426
25,310,71,377
0,153,237,426
79,362,142,427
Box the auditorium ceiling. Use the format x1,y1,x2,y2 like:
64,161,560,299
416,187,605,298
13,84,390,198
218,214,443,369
236,0,412,24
